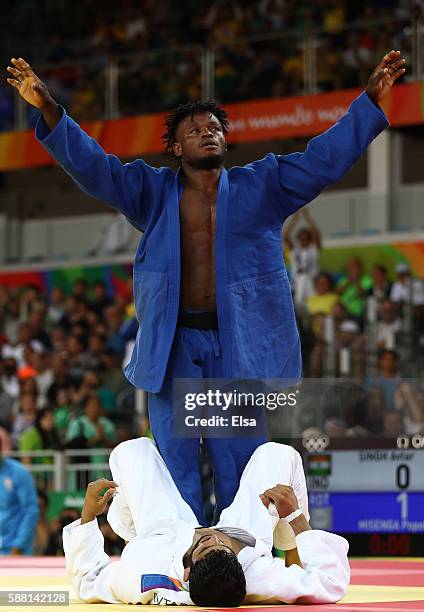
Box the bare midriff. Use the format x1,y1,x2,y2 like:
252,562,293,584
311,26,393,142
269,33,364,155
179,185,217,312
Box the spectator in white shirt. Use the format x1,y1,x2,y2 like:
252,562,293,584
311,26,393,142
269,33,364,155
285,209,321,308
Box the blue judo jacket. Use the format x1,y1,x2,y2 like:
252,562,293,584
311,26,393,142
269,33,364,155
0,457,39,554
36,92,388,393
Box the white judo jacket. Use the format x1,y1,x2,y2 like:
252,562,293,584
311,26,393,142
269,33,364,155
63,517,349,605
63,439,350,605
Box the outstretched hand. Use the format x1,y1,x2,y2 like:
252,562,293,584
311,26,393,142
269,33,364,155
366,50,406,104
6,57,54,110
81,479,118,524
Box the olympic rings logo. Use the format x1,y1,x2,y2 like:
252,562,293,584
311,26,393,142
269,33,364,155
397,435,424,449
302,435,330,452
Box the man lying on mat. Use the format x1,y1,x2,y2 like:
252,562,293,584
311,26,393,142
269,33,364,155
63,439,349,606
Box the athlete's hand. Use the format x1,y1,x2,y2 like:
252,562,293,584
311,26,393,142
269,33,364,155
6,58,55,110
260,485,299,518
81,479,118,524
366,50,406,104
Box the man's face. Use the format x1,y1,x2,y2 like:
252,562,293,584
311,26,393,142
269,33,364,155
173,113,226,170
183,529,236,580
190,532,234,564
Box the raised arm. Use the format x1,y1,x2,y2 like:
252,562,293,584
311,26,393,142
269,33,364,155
276,51,406,219
301,209,321,249
62,479,127,603
6,58,171,231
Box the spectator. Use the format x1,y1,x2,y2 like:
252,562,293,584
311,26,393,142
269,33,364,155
0,357,20,407
66,334,90,383
285,209,321,307
336,319,366,377
47,354,72,404
73,278,88,301
91,281,113,317
11,391,38,448
72,370,116,415
50,326,67,352
33,352,54,399
336,257,372,320
86,333,107,370
0,436,39,555
19,407,62,465
390,261,424,306
370,349,401,413
104,305,126,355
46,287,67,329
66,394,117,459
377,299,401,350
368,264,392,303
53,387,76,441
306,273,339,323
28,310,51,350
2,322,44,367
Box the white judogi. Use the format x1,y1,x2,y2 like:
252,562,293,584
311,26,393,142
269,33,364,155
63,440,350,605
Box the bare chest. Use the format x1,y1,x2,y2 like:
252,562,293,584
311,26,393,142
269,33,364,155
179,188,217,234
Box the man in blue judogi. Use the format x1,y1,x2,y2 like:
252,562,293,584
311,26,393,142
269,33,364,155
7,51,405,524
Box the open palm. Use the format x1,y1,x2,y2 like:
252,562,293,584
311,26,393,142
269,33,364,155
366,50,406,104
6,57,52,109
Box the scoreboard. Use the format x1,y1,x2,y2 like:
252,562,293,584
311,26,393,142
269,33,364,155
304,447,424,556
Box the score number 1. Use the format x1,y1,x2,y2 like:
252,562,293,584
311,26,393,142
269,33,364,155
396,464,410,521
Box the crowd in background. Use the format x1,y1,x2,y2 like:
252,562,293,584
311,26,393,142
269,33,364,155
0,0,418,129
1,247,424,461
1,244,424,554
0,277,145,461
286,212,424,440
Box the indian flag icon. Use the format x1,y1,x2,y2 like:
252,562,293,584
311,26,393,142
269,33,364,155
307,454,332,476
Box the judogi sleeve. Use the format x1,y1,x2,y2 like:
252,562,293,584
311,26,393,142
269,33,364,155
276,92,389,218
62,518,131,604
35,109,171,231
245,530,350,604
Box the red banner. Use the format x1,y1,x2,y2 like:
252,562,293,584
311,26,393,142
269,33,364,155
0,83,423,171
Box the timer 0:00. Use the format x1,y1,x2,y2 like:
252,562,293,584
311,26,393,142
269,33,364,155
369,533,411,555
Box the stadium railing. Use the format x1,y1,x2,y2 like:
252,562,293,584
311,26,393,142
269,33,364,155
6,449,111,492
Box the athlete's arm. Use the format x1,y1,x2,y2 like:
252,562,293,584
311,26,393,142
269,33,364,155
275,51,405,219
6,58,171,231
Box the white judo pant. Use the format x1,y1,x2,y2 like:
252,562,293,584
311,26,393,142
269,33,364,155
107,438,309,551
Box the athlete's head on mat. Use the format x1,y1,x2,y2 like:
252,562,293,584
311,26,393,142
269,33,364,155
163,101,229,171
182,529,246,607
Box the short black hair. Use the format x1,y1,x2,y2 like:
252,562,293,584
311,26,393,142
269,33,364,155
189,550,246,607
163,100,229,154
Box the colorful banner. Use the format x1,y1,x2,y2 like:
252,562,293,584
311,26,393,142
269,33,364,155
1,239,423,293
1,83,423,171
0,262,133,298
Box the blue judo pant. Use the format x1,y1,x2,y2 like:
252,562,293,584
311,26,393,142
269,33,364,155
148,326,268,525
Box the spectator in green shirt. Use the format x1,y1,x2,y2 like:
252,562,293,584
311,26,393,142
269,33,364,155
336,257,372,319
53,386,77,441
19,407,62,465
66,394,116,468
